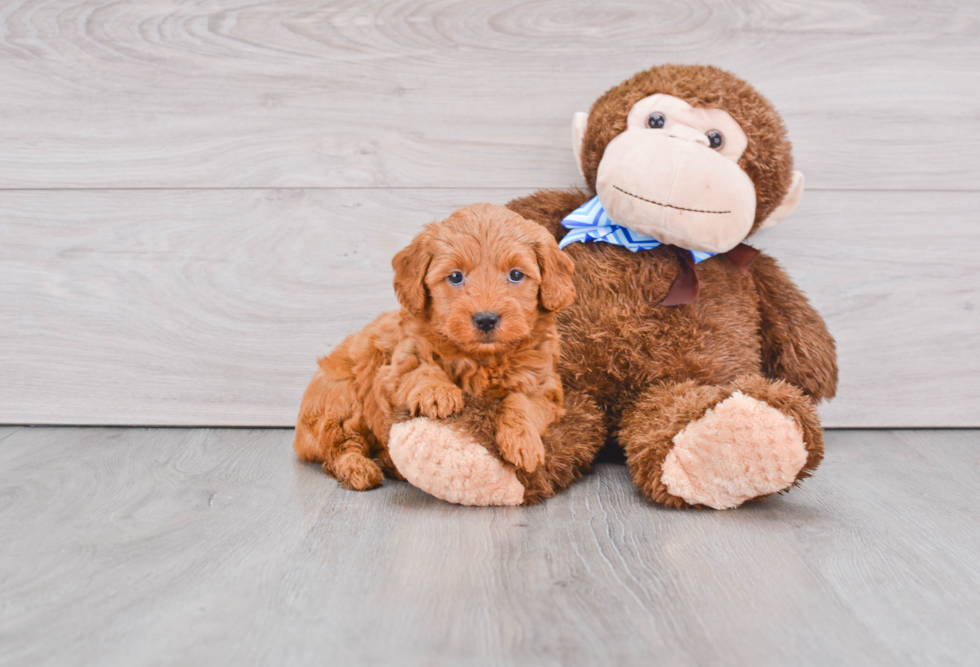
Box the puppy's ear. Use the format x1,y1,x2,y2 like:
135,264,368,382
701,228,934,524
534,229,575,312
392,230,433,315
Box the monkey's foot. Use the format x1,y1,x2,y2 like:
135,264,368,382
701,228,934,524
661,392,807,510
387,418,525,506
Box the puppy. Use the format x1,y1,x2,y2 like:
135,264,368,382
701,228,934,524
293,203,575,491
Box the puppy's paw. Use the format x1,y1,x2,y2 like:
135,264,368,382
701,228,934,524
330,452,384,491
496,424,546,473
409,383,465,419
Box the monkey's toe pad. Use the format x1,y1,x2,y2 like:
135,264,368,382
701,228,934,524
388,418,525,506
661,392,807,510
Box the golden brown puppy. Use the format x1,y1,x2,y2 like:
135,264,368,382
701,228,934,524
293,203,575,491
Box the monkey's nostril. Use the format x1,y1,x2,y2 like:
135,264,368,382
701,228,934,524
472,312,501,333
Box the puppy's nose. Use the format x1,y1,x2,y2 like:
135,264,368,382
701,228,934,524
472,311,501,333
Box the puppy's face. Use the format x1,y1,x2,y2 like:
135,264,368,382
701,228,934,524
425,229,540,354
393,204,575,355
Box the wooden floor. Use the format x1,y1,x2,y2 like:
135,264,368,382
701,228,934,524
2,426,977,666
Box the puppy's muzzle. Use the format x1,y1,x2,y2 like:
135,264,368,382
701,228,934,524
472,311,501,333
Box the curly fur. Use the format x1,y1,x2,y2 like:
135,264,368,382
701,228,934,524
293,203,577,491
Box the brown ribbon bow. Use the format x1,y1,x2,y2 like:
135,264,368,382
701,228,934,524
660,243,760,306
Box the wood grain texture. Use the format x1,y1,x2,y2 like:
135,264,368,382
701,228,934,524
1,0,977,427
0,0,977,190
1,188,976,427
0,427,977,666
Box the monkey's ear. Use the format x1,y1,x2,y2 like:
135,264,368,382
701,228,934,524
392,231,433,315
759,171,805,230
571,111,589,178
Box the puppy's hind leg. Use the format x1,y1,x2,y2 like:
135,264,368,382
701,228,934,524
327,435,385,492
294,359,384,491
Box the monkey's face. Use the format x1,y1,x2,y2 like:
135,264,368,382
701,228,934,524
595,94,754,253
573,85,804,255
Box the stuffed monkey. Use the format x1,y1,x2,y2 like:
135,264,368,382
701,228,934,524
388,64,837,509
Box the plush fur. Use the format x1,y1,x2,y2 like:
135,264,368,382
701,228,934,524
388,390,605,506
505,65,837,508
618,376,823,509
389,64,838,509
660,392,807,510
388,417,527,506
578,64,794,233
293,203,577,492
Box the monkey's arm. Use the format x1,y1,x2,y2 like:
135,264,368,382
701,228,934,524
749,253,838,402
506,188,592,242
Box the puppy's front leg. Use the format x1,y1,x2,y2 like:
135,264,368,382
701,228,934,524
397,364,465,419
495,390,561,473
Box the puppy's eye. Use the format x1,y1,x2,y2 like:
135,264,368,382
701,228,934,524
647,112,666,129
447,271,464,285
508,270,525,283
706,130,724,149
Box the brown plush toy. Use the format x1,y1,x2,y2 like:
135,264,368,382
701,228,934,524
387,64,838,509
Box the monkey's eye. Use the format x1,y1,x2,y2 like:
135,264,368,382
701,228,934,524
706,130,724,149
508,269,525,283
447,271,465,285
647,113,667,129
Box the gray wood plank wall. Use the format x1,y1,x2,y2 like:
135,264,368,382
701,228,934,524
1,0,977,427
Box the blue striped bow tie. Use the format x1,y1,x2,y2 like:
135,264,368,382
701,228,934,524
559,195,715,263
